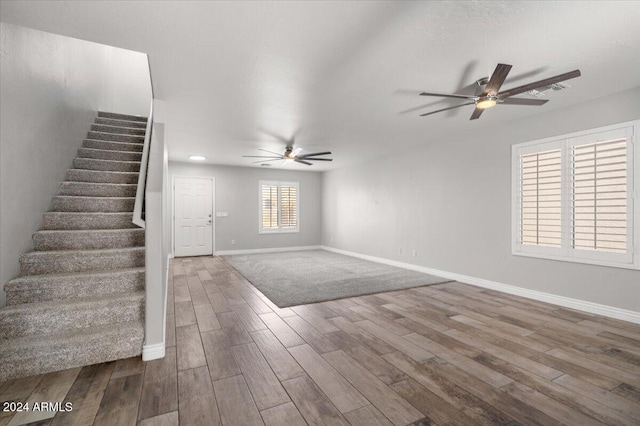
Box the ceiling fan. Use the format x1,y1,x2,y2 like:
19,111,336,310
243,146,333,166
418,63,581,120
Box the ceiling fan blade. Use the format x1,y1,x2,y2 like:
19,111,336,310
498,69,581,98
299,151,332,157
294,159,313,166
470,108,484,120
298,157,332,161
420,102,475,117
258,148,284,156
500,98,549,106
242,155,283,159
252,158,282,164
483,63,512,95
419,91,479,100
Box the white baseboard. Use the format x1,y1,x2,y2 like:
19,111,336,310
321,246,640,325
142,254,171,362
142,342,165,361
215,245,321,256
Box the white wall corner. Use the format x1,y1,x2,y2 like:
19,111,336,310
142,342,165,361
320,246,640,325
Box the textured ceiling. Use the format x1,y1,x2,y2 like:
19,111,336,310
2,1,640,171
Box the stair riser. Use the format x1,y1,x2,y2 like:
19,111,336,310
66,169,139,184
78,148,142,162
91,124,145,136
82,139,144,153
43,213,137,230
73,158,141,172
95,117,147,128
87,131,144,144
33,230,145,250
58,182,137,197
5,270,145,305
0,298,144,339
20,248,145,275
51,196,135,212
98,111,148,122
0,322,144,381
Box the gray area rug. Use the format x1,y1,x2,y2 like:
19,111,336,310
223,249,450,307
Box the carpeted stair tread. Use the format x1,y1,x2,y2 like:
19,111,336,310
73,157,141,172
98,111,148,122
82,139,144,152
20,246,145,275
4,267,145,305
87,130,144,144
66,169,139,184
43,212,137,230
95,117,147,128
51,195,135,212
78,147,142,162
0,291,144,339
33,228,145,250
0,320,144,381
91,123,146,136
58,181,137,197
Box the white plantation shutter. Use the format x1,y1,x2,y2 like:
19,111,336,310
572,137,628,253
280,184,298,228
513,121,638,269
259,181,299,233
261,183,279,230
520,148,562,247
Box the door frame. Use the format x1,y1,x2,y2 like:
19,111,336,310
172,175,216,257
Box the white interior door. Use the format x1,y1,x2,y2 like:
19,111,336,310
174,177,214,257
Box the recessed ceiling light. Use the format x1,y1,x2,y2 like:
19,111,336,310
189,155,206,161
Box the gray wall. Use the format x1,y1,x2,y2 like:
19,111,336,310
0,23,150,307
322,87,640,312
168,162,322,253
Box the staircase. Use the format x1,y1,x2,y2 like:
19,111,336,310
0,112,148,381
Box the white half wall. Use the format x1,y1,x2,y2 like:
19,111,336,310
168,162,322,254
0,23,151,307
143,120,169,359
322,87,640,314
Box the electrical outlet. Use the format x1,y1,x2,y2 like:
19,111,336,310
231,239,235,245
412,250,417,257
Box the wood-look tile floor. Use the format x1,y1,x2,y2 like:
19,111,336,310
2,256,640,426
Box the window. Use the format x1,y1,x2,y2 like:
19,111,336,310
259,181,299,233
512,121,638,269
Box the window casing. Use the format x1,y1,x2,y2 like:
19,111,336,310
259,181,299,233
512,120,638,269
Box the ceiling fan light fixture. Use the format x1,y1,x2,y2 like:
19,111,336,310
476,98,498,109
416,64,581,120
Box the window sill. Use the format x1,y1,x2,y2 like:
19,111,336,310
512,250,640,270
259,229,300,235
